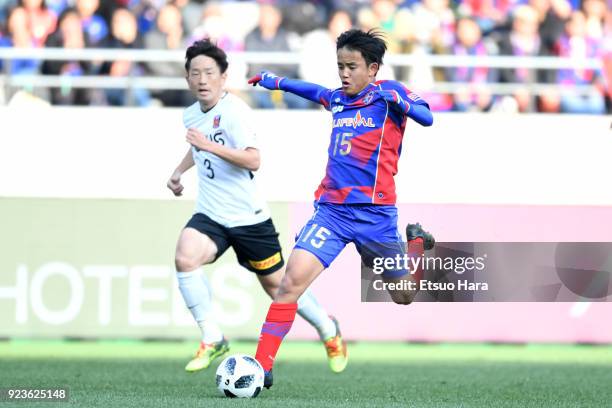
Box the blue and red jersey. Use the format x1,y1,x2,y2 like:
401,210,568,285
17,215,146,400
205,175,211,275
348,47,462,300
312,80,429,205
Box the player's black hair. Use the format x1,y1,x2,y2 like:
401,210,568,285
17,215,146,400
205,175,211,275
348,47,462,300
336,29,387,68
185,39,229,73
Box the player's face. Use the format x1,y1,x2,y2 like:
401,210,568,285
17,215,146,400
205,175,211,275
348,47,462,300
186,54,227,110
337,47,379,96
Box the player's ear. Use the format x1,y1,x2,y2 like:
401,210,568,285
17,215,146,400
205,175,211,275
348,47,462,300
368,62,379,77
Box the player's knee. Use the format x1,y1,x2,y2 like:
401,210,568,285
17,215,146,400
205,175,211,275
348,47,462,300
274,272,302,302
174,252,200,272
281,272,299,292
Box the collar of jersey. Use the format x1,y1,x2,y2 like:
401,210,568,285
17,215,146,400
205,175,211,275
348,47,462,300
200,92,228,114
342,83,376,105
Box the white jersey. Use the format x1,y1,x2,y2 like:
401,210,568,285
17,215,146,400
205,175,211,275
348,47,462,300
182,92,270,228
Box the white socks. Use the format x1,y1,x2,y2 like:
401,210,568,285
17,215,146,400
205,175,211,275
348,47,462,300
178,269,336,343
177,269,223,344
297,290,337,341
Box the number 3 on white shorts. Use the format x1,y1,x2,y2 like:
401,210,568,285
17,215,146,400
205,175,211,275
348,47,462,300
301,224,331,249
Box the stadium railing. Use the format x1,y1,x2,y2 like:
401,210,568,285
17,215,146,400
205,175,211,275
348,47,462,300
0,48,602,105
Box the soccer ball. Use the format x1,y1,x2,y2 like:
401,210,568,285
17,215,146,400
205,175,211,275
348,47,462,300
215,354,264,398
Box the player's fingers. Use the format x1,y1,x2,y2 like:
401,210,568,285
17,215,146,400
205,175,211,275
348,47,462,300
247,75,261,86
188,129,202,139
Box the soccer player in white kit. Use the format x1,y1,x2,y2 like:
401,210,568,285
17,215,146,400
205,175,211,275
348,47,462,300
167,40,346,373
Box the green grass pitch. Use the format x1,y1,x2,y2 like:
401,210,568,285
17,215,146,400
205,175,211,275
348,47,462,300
1,341,611,407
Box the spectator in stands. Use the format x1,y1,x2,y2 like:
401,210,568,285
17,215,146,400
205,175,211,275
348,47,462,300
581,0,606,40
76,0,108,45
144,3,184,60
355,0,414,57
245,1,309,109
188,1,251,94
372,0,398,32
330,0,371,12
99,7,151,106
399,0,455,111
0,6,12,61
5,6,39,75
352,5,397,81
172,0,203,36
457,0,530,34
446,17,498,111
529,0,570,54
282,1,326,36
602,10,612,113
299,9,352,90
45,0,67,17
19,0,56,47
144,3,192,107
189,1,242,52
498,5,556,112
135,1,160,35
410,0,455,51
555,10,605,114
41,7,91,105
0,1,16,25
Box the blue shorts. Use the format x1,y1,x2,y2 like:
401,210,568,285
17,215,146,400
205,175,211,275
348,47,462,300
294,203,408,278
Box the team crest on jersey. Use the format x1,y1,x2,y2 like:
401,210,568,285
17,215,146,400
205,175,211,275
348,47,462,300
332,110,375,129
363,91,375,104
213,115,221,128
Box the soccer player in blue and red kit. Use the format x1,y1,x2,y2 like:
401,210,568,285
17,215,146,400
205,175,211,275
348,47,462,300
248,29,434,388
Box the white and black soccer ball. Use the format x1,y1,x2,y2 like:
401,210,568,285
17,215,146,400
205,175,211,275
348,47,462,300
215,354,264,398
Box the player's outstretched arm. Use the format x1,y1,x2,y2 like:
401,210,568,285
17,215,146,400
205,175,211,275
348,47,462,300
167,147,194,196
376,86,433,127
248,71,332,107
406,103,433,127
186,128,260,171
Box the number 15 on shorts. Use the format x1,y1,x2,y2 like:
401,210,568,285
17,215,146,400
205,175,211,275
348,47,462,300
301,224,331,248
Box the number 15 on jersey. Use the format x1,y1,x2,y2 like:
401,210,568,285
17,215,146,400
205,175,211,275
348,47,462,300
332,132,352,156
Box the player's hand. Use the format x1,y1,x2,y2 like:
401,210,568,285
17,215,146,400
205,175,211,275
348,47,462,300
167,172,184,197
375,90,411,114
247,71,284,90
186,128,214,152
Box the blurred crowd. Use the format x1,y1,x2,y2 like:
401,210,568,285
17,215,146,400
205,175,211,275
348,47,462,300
0,0,610,113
